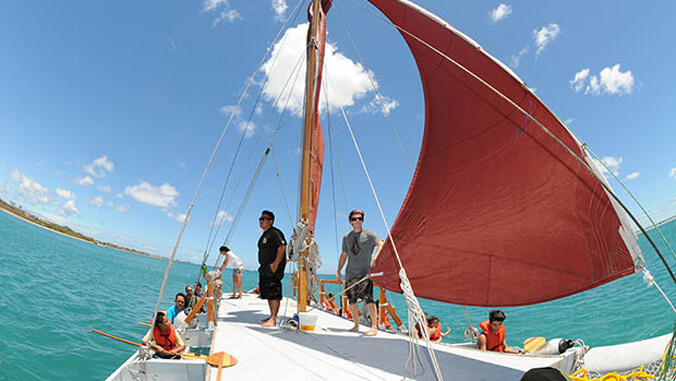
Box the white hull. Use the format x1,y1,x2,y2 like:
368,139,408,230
107,295,669,380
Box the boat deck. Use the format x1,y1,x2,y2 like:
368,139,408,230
206,294,573,381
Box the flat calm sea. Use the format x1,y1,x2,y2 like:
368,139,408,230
0,210,674,380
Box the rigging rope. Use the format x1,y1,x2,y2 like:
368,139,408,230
321,76,347,260
345,0,676,286
326,69,444,381
585,148,676,263
199,0,307,275
332,4,414,173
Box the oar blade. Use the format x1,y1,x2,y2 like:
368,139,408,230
207,351,238,367
524,336,546,353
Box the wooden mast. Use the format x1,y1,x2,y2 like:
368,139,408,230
297,0,323,313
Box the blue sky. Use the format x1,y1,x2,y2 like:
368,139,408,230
0,0,674,272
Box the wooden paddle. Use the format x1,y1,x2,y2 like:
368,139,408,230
90,329,237,367
523,336,546,353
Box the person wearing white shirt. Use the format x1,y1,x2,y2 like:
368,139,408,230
220,246,245,299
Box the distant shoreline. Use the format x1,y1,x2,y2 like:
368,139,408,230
0,198,168,261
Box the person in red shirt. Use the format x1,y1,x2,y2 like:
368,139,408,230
477,310,524,354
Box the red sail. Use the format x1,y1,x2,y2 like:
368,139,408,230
304,1,331,228
368,0,641,306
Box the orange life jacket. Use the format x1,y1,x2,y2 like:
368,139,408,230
153,325,178,351
428,323,442,340
323,299,338,312
480,320,506,352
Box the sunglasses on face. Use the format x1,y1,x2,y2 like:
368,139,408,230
259,217,272,221
350,217,363,222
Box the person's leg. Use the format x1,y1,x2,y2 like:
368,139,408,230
365,302,378,336
262,299,280,327
236,273,243,297
230,272,237,298
348,303,360,331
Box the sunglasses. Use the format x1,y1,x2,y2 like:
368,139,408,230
259,217,272,221
350,217,363,221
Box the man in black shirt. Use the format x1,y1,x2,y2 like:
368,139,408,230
257,210,287,327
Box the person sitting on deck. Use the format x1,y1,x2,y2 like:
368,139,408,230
427,316,451,342
166,292,186,324
477,310,525,354
323,293,339,314
187,284,206,313
142,312,186,359
184,285,194,307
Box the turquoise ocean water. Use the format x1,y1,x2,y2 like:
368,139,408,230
0,210,674,380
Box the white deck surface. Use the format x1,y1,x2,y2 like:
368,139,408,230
206,294,571,381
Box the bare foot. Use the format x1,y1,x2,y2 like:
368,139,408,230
348,325,359,332
236,295,242,299
261,316,271,322
262,318,277,327
228,295,237,299
365,328,378,336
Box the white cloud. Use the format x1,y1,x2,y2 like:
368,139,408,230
489,4,512,23
10,169,50,204
116,192,124,199
114,204,130,213
97,184,113,193
202,0,229,12
124,181,179,208
83,155,114,178
509,46,529,68
570,68,590,92
625,172,640,180
594,156,622,177
77,176,94,186
271,0,288,21
0,181,8,194
91,196,104,207
564,118,574,125
359,94,399,116
177,161,187,169
219,104,243,119
213,10,242,27
533,23,561,55
212,210,234,227
61,200,80,216
167,211,188,223
572,65,635,96
670,167,676,179
35,159,45,169
56,188,77,200
238,121,257,138
262,23,374,114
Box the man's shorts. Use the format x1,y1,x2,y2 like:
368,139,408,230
233,267,243,275
345,277,374,305
259,272,283,300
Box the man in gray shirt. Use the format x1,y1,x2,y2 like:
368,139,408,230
335,209,384,336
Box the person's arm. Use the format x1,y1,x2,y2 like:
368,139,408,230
477,333,487,350
270,244,286,273
440,327,451,337
167,332,186,355
503,341,525,354
141,330,170,356
370,239,385,267
336,251,348,280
